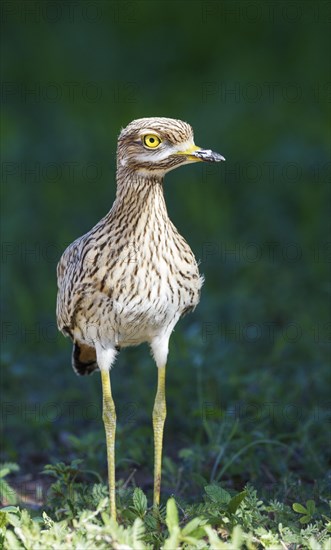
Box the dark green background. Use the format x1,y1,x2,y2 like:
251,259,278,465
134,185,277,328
1,0,330,502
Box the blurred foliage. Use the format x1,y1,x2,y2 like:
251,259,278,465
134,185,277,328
1,0,330,526
2,478,331,549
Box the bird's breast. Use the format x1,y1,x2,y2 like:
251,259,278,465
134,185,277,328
73,232,202,348
57,203,203,350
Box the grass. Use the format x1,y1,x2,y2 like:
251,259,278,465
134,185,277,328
1,293,330,547
1,466,330,548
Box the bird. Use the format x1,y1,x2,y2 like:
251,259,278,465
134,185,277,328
56,117,225,520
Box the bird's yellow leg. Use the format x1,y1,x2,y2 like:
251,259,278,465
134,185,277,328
101,369,117,521
152,365,167,508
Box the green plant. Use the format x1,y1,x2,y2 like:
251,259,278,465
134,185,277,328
0,463,19,505
1,474,330,549
293,499,317,524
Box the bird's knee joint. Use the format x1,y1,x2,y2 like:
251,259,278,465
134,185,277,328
153,403,167,424
103,409,116,426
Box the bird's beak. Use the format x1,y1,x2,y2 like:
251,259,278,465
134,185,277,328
176,144,225,163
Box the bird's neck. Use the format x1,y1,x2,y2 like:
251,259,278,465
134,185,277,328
113,167,168,216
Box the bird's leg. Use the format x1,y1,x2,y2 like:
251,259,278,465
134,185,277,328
152,365,167,508
101,369,117,521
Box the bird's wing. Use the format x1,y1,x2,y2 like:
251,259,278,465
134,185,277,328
56,237,84,336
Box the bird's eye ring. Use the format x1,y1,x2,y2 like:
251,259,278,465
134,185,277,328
143,134,161,148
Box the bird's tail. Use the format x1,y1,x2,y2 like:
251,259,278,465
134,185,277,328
72,342,98,375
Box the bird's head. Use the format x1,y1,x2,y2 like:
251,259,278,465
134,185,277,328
117,117,225,176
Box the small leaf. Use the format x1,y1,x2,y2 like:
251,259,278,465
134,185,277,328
306,499,316,515
42,511,54,528
144,513,158,530
131,517,146,546
299,515,310,524
165,497,179,532
0,463,19,478
293,503,308,514
205,484,231,505
181,516,203,535
163,526,180,550
0,479,17,505
132,488,147,516
231,525,244,548
0,511,8,529
227,490,247,514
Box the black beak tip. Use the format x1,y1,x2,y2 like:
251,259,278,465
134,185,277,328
195,150,226,162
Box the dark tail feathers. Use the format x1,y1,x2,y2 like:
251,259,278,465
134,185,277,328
72,342,98,375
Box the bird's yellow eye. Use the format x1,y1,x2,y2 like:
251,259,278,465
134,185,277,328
143,134,161,148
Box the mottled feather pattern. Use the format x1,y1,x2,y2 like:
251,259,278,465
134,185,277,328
57,181,202,354
56,118,206,374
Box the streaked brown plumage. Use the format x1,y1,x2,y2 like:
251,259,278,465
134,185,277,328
56,117,225,519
